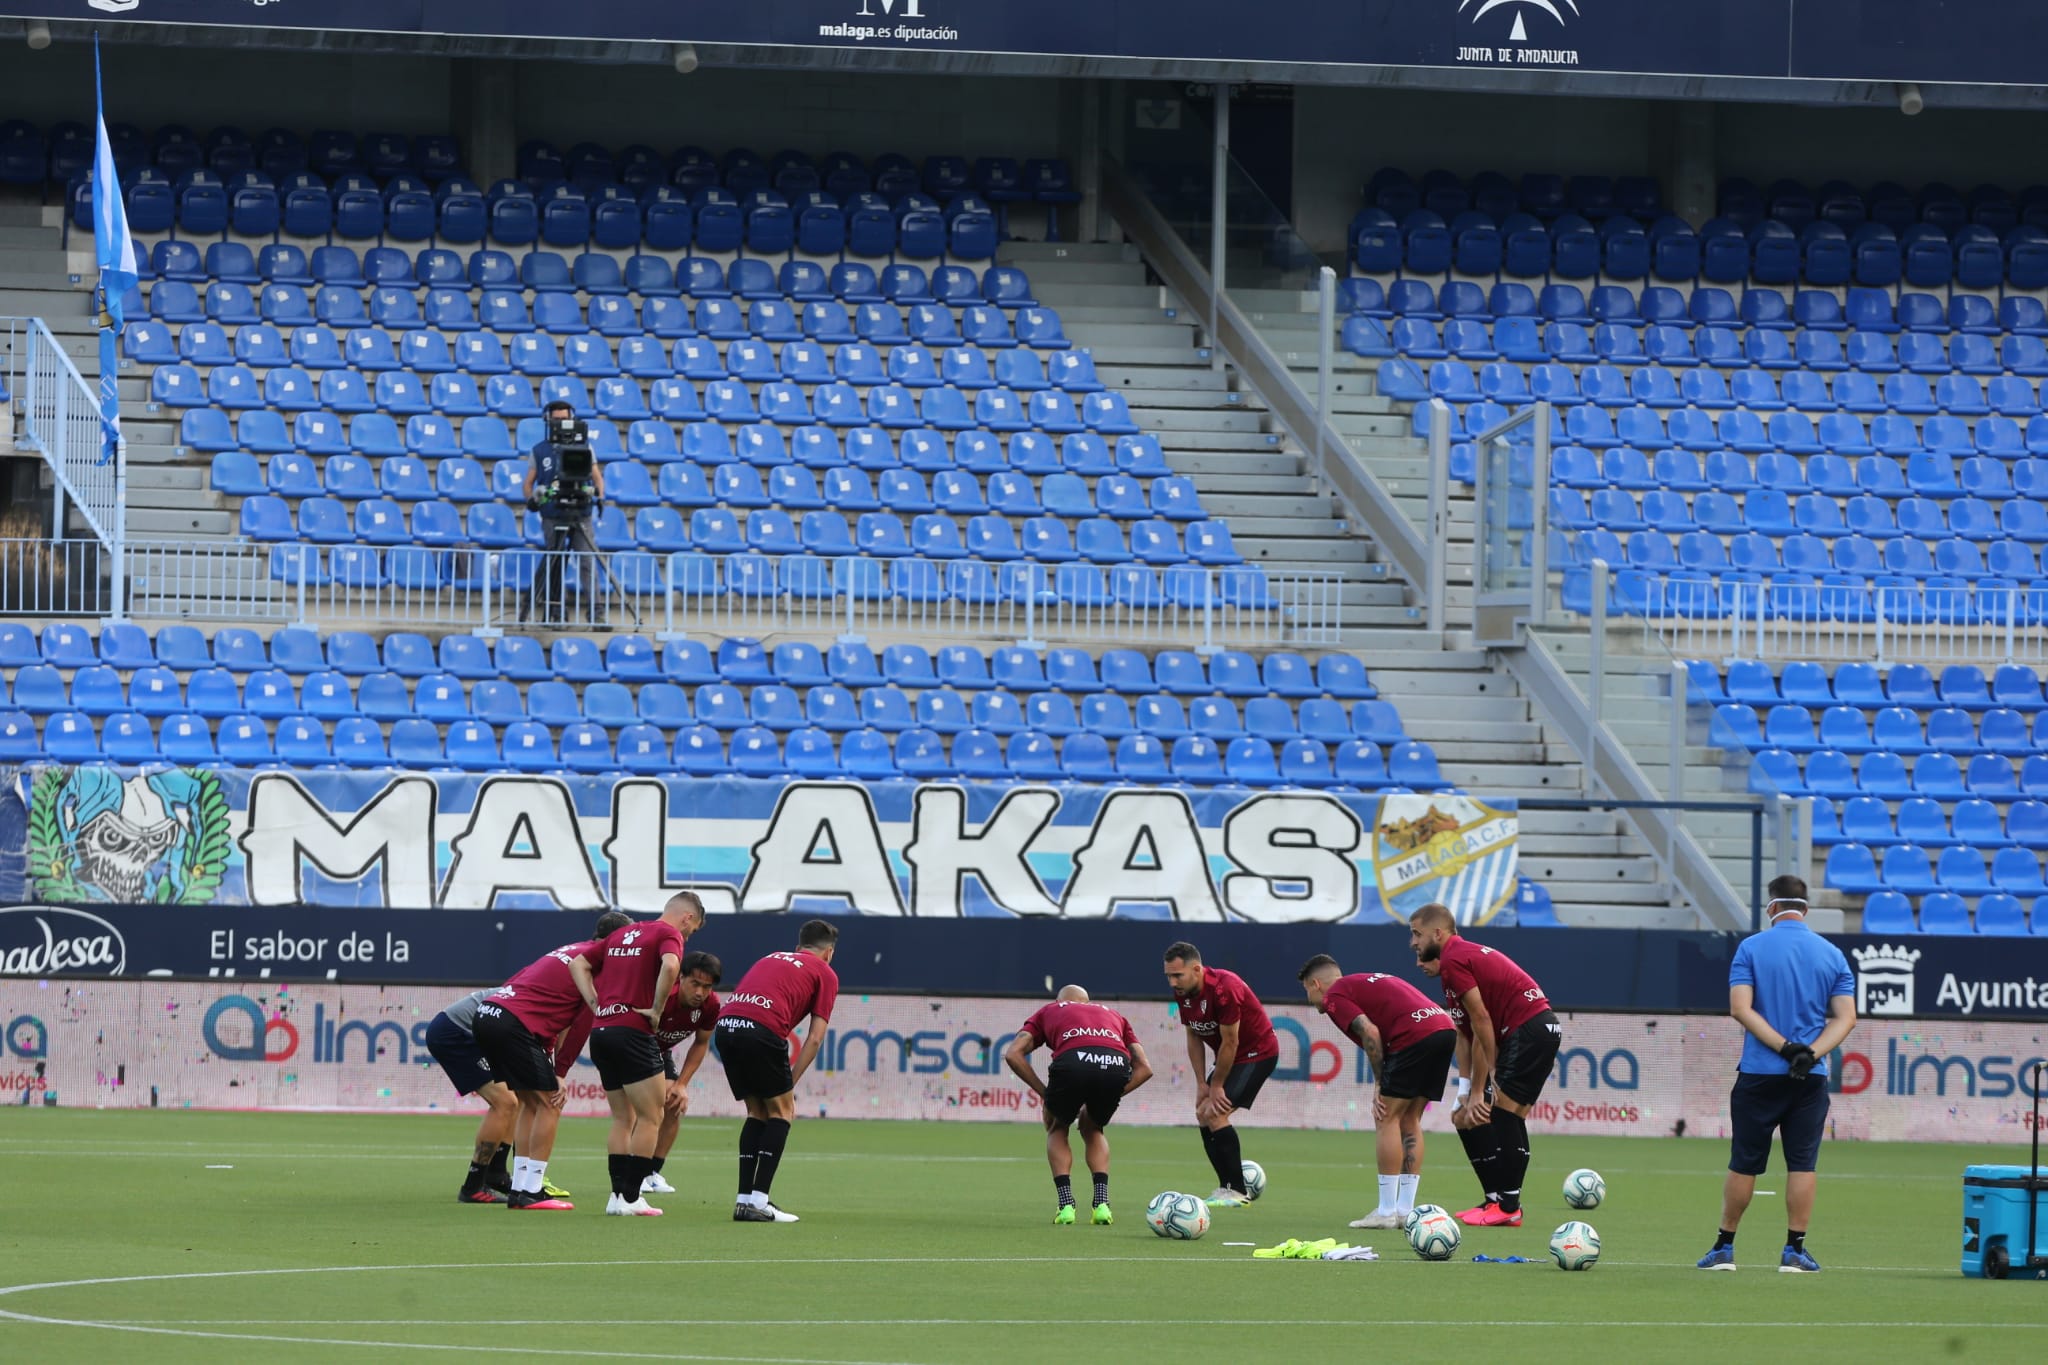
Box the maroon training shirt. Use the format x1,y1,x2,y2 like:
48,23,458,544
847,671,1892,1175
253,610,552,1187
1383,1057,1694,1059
720,950,840,1040
1435,936,1550,1039
1175,966,1279,1064
1321,972,1456,1054
1020,1000,1138,1059
655,989,721,1055
492,938,607,1040
590,920,687,1035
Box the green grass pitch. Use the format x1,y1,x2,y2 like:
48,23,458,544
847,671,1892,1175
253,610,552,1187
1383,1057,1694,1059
0,1110,2041,1363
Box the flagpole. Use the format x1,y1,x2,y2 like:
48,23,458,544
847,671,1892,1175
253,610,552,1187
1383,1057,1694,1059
92,34,135,619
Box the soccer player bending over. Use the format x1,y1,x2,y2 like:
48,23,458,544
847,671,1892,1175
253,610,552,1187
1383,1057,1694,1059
1004,985,1154,1225
473,912,629,1211
1298,954,1458,1229
716,918,840,1223
636,951,723,1198
1409,901,1562,1228
431,911,627,1204
1163,941,1280,1208
572,892,706,1216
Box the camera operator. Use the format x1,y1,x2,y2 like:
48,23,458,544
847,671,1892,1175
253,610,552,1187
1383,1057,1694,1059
522,400,608,627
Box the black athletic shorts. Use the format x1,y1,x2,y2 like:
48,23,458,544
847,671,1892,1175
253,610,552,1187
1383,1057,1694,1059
1212,1053,1279,1111
1728,1072,1831,1175
590,1026,666,1091
1379,1028,1458,1101
717,1016,794,1101
471,1002,558,1093
1044,1049,1132,1127
663,1047,679,1082
424,1012,495,1097
1490,1010,1563,1107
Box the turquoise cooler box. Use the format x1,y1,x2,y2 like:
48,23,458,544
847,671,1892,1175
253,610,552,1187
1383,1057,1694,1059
1962,1164,2048,1279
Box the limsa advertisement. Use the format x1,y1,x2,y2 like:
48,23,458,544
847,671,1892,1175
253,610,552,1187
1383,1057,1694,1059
3,981,2041,1143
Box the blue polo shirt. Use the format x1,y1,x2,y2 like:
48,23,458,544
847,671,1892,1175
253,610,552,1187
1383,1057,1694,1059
1729,918,1854,1076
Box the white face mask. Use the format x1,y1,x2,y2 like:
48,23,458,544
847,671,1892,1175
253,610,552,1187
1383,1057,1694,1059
1767,898,1808,922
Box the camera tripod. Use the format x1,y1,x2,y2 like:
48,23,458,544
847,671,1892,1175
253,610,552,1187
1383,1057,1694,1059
514,516,641,630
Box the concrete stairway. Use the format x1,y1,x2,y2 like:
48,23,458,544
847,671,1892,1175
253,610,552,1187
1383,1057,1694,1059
1016,244,1706,923
1183,274,1720,927
0,199,224,545
1001,240,1413,635
1535,625,1833,929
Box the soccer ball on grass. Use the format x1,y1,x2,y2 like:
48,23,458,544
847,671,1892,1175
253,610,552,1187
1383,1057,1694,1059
1563,1168,1605,1209
1404,1202,1449,1233
1408,1210,1462,1261
1146,1191,1212,1240
1550,1220,1601,1270
1239,1159,1266,1201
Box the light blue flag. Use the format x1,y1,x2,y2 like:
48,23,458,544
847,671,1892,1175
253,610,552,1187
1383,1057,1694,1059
91,37,138,469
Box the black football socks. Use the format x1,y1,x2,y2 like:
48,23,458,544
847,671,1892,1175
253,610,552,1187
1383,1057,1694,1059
1489,1110,1530,1214
1457,1123,1502,1204
1054,1174,1075,1208
753,1118,792,1200
1092,1171,1110,1207
1201,1125,1246,1193
737,1116,765,1199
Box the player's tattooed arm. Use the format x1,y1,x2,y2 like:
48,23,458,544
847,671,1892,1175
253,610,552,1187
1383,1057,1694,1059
1348,1016,1386,1076
1002,1031,1047,1097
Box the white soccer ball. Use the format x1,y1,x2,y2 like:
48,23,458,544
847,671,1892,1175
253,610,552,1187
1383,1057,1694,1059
1404,1202,1449,1234
1408,1210,1462,1261
1563,1168,1605,1210
1550,1220,1600,1270
1239,1159,1266,1202
1146,1191,1212,1240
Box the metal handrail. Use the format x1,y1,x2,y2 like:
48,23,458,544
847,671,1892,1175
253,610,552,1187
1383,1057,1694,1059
7,316,126,616
110,539,1342,648
1100,156,1432,596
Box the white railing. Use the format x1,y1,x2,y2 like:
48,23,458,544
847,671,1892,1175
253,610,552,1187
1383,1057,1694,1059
6,317,127,614
0,538,115,616
118,541,1343,647
1569,570,2048,669
11,317,125,552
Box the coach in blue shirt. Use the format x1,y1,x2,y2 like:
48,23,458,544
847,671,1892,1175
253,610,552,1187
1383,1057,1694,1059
1698,874,1857,1274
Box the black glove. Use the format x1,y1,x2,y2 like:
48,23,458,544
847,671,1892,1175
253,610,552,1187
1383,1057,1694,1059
525,497,541,513
1778,1041,1818,1080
